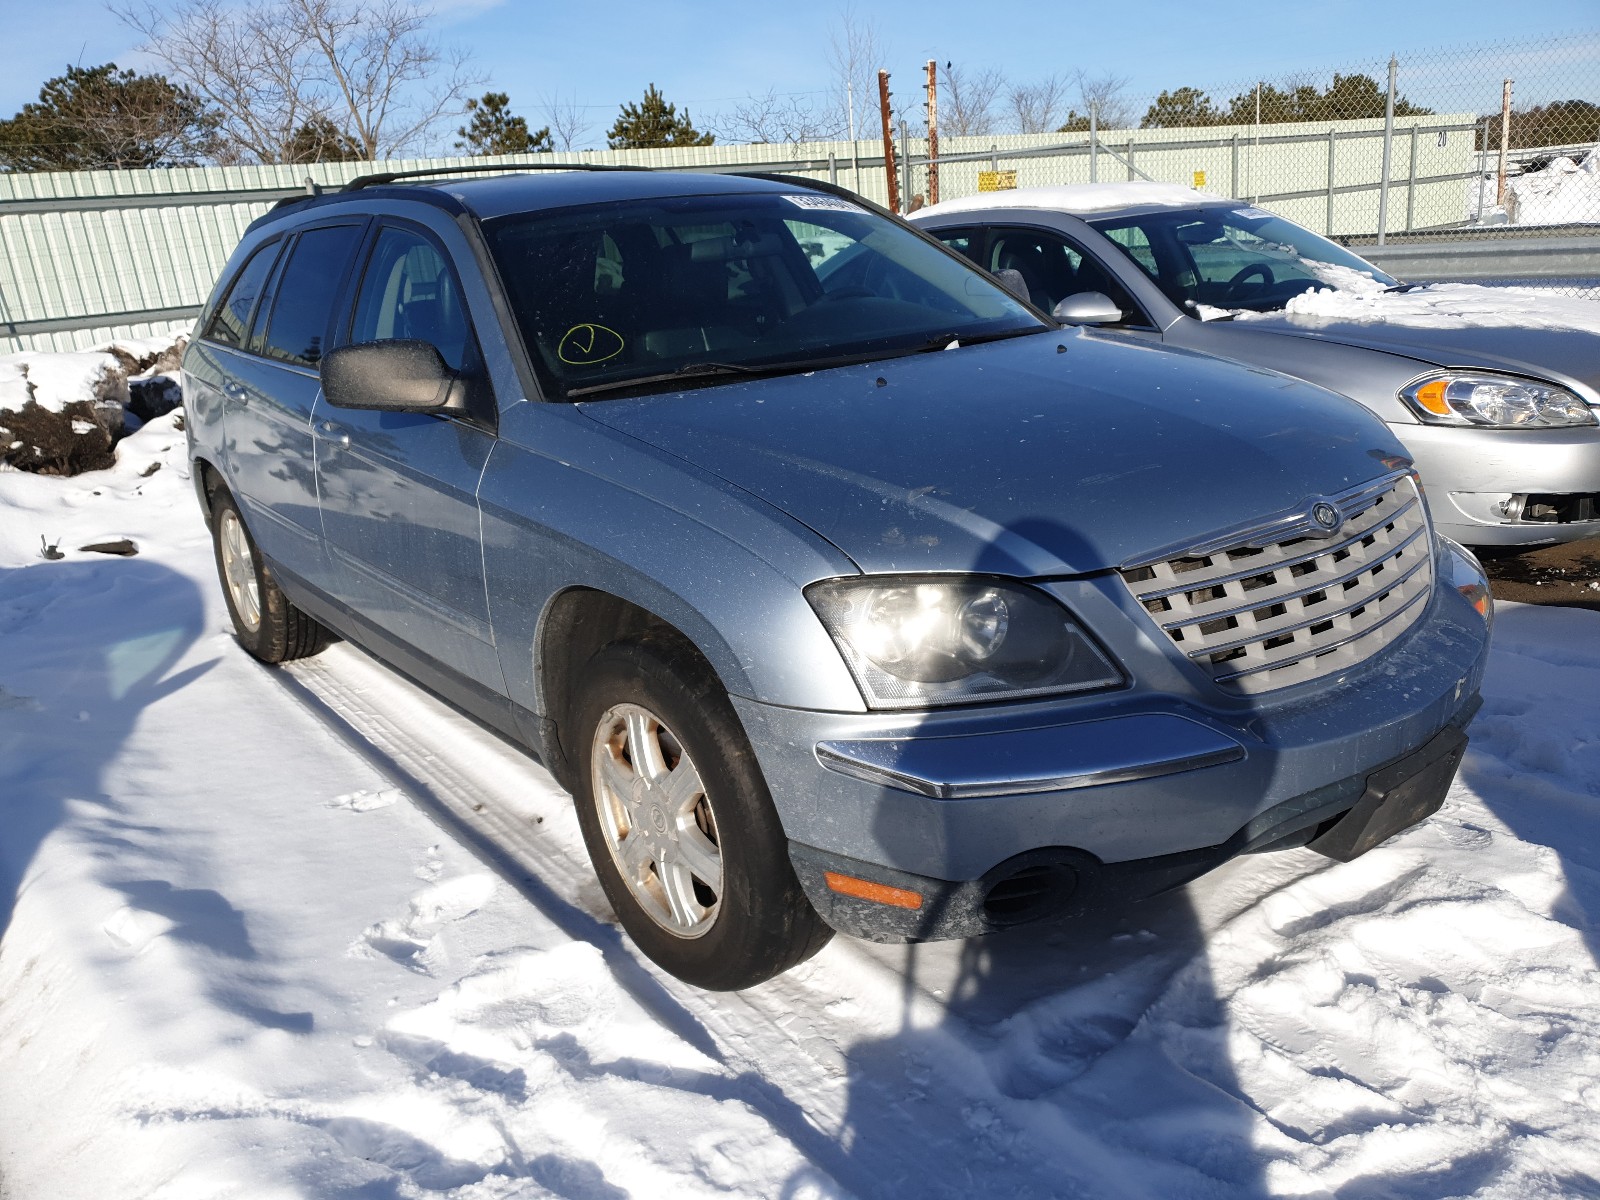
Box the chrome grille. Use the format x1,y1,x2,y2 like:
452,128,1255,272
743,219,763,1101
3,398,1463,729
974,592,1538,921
1120,475,1433,694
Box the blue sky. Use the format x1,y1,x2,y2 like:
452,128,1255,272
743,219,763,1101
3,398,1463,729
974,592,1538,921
4,0,1597,147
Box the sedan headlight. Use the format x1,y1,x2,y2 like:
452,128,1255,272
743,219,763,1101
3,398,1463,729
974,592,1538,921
807,576,1123,709
1400,373,1597,428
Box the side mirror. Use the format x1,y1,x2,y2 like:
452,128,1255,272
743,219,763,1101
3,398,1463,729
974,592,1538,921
322,340,467,413
993,267,1030,303
1051,291,1125,326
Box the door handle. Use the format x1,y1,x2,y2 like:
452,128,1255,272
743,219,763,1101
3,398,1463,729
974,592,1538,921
315,420,350,447
222,382,248,407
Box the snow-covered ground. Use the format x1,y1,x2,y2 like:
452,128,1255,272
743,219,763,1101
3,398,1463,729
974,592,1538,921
3,402,1600,1199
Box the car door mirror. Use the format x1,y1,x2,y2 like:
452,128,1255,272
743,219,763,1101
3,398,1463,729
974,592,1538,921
992,267,1030,303
1052,292,1125,326
321,340,468,413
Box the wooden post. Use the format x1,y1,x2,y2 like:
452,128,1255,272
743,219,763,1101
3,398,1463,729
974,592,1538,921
878,69,900,215
1496,79,1513,207
925,60,940,207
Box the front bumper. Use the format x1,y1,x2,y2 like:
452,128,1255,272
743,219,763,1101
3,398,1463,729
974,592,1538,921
734,547,1491,939
1395,421,1600,547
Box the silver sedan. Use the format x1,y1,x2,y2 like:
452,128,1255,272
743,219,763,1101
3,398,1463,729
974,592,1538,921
911,185,1600,550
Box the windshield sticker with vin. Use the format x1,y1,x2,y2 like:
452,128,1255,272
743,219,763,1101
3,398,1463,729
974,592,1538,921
784,194,862,212
1232,207,1270,221
558,323,625,366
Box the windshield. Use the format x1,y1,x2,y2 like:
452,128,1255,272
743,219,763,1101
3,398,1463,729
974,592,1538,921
484,191,1044,398
1087,205,1397,315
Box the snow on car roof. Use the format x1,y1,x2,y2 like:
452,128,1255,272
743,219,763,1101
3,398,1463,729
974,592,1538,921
914,182,1215,219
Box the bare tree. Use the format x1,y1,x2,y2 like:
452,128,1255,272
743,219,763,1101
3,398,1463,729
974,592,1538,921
1008,74,1068,134
114,0,481,163
828,5,887,142
939,62,1007,137
714,89,834,145
540,91,591,153
1073,69,1132,130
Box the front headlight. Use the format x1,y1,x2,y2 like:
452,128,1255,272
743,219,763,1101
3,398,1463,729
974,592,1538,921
806,576,1123,709
1400,373,1597,428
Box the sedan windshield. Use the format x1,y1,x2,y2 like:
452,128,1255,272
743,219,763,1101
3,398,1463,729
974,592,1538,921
484,191,1044,398
1087,205,1398,315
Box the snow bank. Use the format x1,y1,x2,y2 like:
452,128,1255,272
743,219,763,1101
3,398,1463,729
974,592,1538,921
1508,146,1600,226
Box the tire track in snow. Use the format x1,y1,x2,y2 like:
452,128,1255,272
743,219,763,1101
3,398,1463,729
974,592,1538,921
274,644,1136,1199
276,648,895,1197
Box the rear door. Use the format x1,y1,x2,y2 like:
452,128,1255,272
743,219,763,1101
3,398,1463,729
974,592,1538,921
218,221,366,581
313,219,505,690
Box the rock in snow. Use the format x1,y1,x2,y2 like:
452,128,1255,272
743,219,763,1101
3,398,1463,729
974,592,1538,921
0,324,189,475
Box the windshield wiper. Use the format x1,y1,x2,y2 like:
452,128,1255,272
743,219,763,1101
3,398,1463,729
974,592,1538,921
898,326,1044,355
1383,282,1425,294
567,356,860,399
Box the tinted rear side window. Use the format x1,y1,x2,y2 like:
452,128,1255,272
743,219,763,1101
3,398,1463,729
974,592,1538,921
259,224,365,366
205,240,281,348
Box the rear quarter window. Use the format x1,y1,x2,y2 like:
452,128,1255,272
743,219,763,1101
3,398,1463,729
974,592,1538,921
204,240,281,348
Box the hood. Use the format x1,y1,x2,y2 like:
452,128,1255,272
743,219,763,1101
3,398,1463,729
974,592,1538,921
1238,305,1600,402
578,331,1408,577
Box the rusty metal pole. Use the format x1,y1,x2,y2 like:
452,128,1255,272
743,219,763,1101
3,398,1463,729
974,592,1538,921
1496,78,1512,208
925,60,940,207
878,69,900,214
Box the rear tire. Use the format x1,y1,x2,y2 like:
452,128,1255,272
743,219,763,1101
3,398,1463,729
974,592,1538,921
208,485,332,663
571,637,832,990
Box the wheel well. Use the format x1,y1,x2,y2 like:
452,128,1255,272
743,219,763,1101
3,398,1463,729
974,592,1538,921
193,457,224,524
537,588,717,789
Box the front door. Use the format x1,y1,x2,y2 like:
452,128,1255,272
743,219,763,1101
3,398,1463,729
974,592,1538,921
313,221,505,691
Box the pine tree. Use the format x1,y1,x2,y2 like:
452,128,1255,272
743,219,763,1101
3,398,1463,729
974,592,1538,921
607,84,714,150
285,116,364,163
1141,87,1222,129
1221,74,1432,124
0,63,220,170
456,92,551,156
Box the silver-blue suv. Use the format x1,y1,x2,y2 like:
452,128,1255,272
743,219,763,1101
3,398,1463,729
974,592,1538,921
183,167,1492,989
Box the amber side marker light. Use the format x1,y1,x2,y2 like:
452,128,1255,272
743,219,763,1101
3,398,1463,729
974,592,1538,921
824,871,924,910
1413,380,1452,417
1458,582,1491,618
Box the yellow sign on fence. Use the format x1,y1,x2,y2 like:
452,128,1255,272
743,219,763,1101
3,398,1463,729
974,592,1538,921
1192,170,1207,189
978,170,1018,192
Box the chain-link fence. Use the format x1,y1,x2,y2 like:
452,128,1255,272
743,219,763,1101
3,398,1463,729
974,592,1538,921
900,30,1599,230
889,29,1599,296
2,29,1597,350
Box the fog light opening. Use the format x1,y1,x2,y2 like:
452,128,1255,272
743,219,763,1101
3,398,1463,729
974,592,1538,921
982,861,1078,925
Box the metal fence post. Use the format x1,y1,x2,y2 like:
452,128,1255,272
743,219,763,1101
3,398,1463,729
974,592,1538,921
1405,124,1418,231
828,152,837,185
1377,55,1397,245
1326,128,1337,235
1231,134,1239,198
1126,139,1135,182
1089,107,1099,183
899,119,913,210
1477,117,1490,222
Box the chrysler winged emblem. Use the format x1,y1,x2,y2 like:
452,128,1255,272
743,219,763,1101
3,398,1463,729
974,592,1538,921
1310,501,1343,534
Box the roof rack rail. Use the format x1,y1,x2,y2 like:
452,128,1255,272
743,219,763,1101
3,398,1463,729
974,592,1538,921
342,161,653,191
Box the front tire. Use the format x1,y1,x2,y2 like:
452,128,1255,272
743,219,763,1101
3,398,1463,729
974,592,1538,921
571,638,831,990
208,484,332,663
